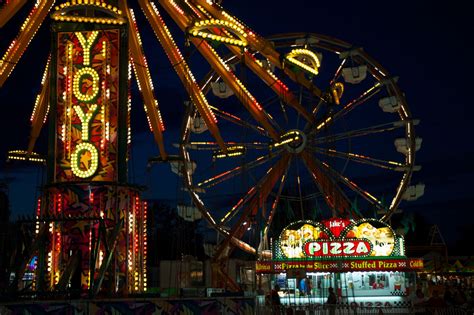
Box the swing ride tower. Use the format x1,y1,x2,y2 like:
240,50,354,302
32,3,147,296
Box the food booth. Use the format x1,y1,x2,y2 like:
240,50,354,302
256,218,424,307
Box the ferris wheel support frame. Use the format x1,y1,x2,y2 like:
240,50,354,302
211,153,291,289
301,151,355,218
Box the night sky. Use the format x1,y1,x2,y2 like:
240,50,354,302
0,1,472,251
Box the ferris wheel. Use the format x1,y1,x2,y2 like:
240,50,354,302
0,0,422,291
171,1,422,288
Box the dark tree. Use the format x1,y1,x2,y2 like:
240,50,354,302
148,200,205,263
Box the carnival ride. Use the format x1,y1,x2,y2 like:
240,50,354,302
0,0,422,293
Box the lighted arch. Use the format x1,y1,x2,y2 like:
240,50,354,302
285,48,321,76
188,19,248,47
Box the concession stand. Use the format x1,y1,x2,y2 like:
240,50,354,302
256,218,424,307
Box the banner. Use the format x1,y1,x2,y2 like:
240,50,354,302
256,258,424,273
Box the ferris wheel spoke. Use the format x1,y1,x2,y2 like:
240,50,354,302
218,153,290,226
329,58,347,86
304,57,348,127
241,51,316,124
0,0,55,87
261,94,291,125
276,192,323,201
311,147,408,171
200,54,239,94
200,71,218,95
183,141,269,151
214,153,291,260
199,149,283,190
219,186,258,226
312,97,326,115
301,151,354,218
263,110,283,133
208,105,268,137
296,161,305,220
307,57,349,123
0,0,27,27
309,82,383,136
259,156,291,253
260,93,282,107
311,120,411,145
304,98,326,133
318,159,387,212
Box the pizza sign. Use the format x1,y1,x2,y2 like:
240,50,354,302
278,219,399,259
304,240,371,257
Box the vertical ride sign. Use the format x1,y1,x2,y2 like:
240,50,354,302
52,28,123,182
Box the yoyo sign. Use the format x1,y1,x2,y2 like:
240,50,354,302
304,240,371,257
54,28,122,182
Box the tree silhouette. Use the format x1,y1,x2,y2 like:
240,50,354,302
148,200,205,264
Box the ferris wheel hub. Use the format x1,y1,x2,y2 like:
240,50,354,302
284,129,307,154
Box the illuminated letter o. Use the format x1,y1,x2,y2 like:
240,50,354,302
73,67,100,102
71,142,99,178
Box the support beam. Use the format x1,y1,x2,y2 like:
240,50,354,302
120,2,167,159
0,0,27,28
28,56,51,155
56,252,81,292
8,224,48,292
0,0,55,87
91,219,124,296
